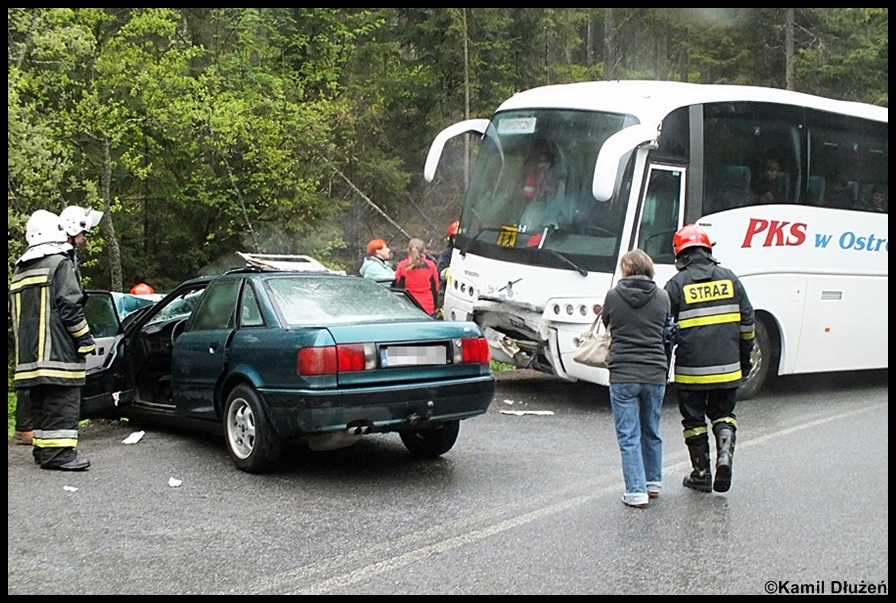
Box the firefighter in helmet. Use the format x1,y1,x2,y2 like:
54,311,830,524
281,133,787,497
59,205,103,287
663,224,755,493
436,220,459,284
10,210,95,470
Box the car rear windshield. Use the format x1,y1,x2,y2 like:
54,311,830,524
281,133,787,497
265,276,428,326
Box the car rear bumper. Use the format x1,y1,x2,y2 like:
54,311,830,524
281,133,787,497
260,375,496,438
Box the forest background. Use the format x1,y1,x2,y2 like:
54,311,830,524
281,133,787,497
8,8,888,294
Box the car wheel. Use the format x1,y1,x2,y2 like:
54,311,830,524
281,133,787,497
224,384,282,473
737,316,775,401
399,419,460,458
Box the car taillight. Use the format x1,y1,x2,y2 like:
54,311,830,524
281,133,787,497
459,337,491,364
297,347,337,376
297,344,376,375
337,343,376,371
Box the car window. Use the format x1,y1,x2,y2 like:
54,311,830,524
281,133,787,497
189,279,241,331
145,287,205,327
240,283,264,327
84,294,119,338
266,276,427,326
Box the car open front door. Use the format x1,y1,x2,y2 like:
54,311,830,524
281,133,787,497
171,277,242,421
81,291,136,419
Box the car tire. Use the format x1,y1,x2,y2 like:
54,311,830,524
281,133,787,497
224,384,283,473
737,316,775,401
399,419,460,458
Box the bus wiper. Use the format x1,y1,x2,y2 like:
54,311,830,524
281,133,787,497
540,248,588,276
459,227,505,257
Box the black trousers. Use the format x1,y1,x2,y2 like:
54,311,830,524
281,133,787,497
14,387,32,432
676,387,737,445
29,383,82,466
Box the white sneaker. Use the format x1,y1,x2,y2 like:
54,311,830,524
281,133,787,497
647,483,662,499
622,493,649,508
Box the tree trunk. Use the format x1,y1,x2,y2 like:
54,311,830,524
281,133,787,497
785,8,795,91
462,7,471,187
603,9,617,80
101,137,123,292
655,31,668,80
585,19,594,67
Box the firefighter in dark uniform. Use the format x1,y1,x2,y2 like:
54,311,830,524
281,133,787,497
9,209,95,471
664,224,755,493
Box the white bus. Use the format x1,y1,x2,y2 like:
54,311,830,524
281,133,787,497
425,80,887,399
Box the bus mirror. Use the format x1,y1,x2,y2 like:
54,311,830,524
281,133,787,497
424,118,491,182
592,124,659,201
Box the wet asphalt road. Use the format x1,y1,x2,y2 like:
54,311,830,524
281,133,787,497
7,369,888,595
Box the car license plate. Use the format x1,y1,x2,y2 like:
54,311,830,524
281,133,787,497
381,345,447,367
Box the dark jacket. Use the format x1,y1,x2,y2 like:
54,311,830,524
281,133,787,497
436,245,453,279
9,252,95,388
601,274,671,385
663,247,755,390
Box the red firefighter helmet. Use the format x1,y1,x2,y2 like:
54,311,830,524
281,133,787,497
130,282,155,295
447,220,459,237
672,224,713,256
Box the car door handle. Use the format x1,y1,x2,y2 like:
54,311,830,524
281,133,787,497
208,342,219,353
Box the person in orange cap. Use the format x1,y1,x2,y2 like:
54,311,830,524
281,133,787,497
130,282,155,295
359,238,396,285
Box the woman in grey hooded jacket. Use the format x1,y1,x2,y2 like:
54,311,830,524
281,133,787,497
601,249,672,508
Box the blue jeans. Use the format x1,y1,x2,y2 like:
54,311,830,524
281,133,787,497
608,382,665,498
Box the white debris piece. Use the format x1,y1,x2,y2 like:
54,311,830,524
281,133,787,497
502,399,515,405
63,485,78,492
168,477,183,488
121,430,145,445
500,410,555,416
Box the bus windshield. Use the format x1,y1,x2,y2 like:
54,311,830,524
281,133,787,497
460,109,638,274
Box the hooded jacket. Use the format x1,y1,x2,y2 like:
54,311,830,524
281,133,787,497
663,247,755,389
601,274,671,384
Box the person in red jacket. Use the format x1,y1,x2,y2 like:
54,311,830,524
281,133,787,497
394,238,440,316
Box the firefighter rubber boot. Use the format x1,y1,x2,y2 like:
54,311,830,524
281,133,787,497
713,426,736,493
683,441,713,492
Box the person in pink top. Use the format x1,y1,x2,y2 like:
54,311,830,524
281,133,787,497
394,238,440,316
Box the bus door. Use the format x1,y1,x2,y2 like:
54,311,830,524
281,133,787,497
633,165,685,287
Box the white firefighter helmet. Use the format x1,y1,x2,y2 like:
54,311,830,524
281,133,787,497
25,209,68,246
60,205,103,237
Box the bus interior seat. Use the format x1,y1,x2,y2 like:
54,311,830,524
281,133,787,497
859,183,874,205
807,176,826,206
707,165,752,211
846,181,859,204
776,171,791,201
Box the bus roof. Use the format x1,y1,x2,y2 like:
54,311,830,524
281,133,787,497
496,80,887,126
